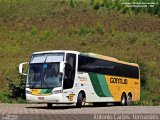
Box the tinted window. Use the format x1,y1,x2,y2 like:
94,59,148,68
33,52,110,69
63,53,76,89
78,55,139,79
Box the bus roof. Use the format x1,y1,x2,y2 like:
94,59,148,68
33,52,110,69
32,50,79,55
82,52,139,67
32,50,139,67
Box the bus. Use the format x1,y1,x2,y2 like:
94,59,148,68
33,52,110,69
19,50,140,108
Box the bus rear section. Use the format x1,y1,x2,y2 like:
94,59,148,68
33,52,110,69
77,53,140,106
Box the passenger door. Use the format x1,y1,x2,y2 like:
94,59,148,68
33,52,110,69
63,53,76,102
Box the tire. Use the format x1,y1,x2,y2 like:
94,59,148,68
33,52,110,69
121,93,127,106
47,103,52,108
126,94,132,106
76,92,85,108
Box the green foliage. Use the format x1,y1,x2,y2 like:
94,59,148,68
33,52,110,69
90,0,160,16
138,62,149,87
122,7,129,14
79,26,90,36
30,27,38,36
0,92,12,103
60,0,65,4
140,89,150,105
152,96,160,106
94,23,104,35
74,23,104,36
91,0,104,10
0,91,26,103
132,60,160,106
93,2,101,10
128,33,137,45
109,23,116,36
39,30,51,41
70,0,75,8
16,98,26,103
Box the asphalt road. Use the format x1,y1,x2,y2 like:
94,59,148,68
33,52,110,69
0,103,159,120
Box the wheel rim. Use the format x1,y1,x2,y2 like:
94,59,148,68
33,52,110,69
82,98,86,106
127,96,132,105
121,97,125,105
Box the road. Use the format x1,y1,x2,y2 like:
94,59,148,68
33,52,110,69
0,103,159,120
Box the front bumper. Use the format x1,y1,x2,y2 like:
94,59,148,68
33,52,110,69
26,93,63,103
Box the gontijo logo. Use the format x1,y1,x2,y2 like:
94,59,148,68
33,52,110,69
110,77,128,84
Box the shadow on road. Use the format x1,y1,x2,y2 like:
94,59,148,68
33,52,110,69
26,104,114,110
26,105,78,110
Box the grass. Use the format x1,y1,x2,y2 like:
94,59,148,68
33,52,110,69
0,91,26,103
0,92,12,103
0,0,159,105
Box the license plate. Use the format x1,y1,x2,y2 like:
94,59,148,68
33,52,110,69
38,97,44,100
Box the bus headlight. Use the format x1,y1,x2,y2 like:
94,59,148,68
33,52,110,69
52,90,62,94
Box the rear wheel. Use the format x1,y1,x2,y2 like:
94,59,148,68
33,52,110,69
47,103,52,108
126,94,132,106
76,92,85,108
121,93,127,106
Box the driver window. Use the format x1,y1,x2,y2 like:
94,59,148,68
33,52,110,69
63,53,76,89
44,64,60,86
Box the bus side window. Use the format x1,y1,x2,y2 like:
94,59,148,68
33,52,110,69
63,53,76,89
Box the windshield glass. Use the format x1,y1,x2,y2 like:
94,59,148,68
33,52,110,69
27,53,64,89
30,53,64,63
28,63,62,88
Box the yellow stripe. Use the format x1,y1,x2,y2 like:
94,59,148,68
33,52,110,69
31,89,41,95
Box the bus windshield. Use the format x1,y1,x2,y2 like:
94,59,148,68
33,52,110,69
28,63,62,89
27,53,64,89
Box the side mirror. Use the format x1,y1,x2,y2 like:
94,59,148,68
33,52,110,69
19,62,28,75
60,61,66,73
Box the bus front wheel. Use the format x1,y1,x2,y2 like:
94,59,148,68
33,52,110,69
76,92,85,108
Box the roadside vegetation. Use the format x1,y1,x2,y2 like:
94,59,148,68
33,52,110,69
91,0,160,16
0,0,159,105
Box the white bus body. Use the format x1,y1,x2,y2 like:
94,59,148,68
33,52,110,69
19,50,140,107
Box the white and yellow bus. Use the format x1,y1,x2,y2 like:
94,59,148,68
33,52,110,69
19,50,140,108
